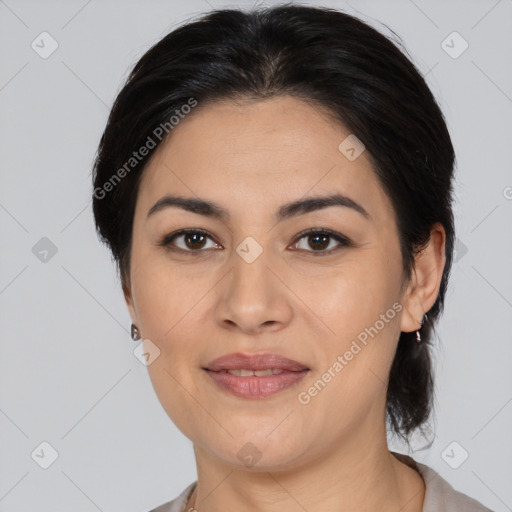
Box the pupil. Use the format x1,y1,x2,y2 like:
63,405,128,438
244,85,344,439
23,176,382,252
310,234,329,250
185,233,206,249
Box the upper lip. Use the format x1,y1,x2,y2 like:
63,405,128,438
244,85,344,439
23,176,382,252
204,352,310,372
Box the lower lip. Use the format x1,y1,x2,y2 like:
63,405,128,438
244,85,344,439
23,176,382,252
204,369,309,399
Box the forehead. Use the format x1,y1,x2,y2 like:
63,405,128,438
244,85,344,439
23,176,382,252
148,95,357,167
137,96,394,224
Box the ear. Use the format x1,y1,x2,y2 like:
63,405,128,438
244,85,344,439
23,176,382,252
122,276,138,325
400,222,447,333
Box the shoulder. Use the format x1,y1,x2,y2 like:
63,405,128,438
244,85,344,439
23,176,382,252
417,462,494,512
392,452,494,512
148,481,197,512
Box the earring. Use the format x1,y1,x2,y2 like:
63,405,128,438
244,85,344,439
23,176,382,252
131,323,141,341
416,314,428,343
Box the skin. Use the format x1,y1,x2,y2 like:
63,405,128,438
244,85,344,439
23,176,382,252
123,95,446,512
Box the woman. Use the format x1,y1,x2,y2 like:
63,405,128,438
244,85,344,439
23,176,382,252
92,4,493,511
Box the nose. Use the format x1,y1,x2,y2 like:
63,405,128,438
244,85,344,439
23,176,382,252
215,247,293,335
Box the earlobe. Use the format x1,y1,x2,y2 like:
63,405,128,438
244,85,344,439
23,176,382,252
400,287,426,334
400,223,446,334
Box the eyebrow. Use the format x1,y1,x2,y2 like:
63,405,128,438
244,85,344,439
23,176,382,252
146,193,370,222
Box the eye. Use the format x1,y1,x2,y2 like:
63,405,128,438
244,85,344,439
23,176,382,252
158,227,351,255
290,228,351,255
159,228,220,253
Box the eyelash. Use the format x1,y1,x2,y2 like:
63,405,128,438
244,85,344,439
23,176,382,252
158,227,352,256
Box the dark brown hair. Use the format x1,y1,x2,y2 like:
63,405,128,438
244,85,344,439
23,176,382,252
92,4,455,444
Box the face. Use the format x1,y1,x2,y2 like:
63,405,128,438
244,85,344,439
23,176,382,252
124,95,417,470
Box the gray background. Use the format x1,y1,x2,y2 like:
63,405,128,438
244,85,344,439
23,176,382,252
0,0,511,511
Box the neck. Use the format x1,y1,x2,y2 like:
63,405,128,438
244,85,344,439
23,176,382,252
187,427,425,512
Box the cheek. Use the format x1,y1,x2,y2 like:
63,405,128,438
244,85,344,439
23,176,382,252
298,252,402,406
315,275,401,381
296,249,401,334
146,364,200,439
298,305,401,437
131,265,205,435
131,253,203,339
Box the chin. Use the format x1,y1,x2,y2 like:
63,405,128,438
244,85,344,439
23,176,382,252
205,436,309,472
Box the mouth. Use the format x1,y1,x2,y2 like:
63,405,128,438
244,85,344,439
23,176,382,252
204,352,310,372
203,368,309,399
213,368,291,376
203,352,310,399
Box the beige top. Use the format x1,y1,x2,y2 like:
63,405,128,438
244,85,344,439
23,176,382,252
149,452,494,512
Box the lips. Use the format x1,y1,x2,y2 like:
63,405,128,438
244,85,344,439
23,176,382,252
204,352,310,372
205,369,309,398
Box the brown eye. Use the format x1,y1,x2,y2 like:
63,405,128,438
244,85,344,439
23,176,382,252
160,229,220,252
181,232,208,250
159,228,350,256
292,229,351,255
306,233,330,251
